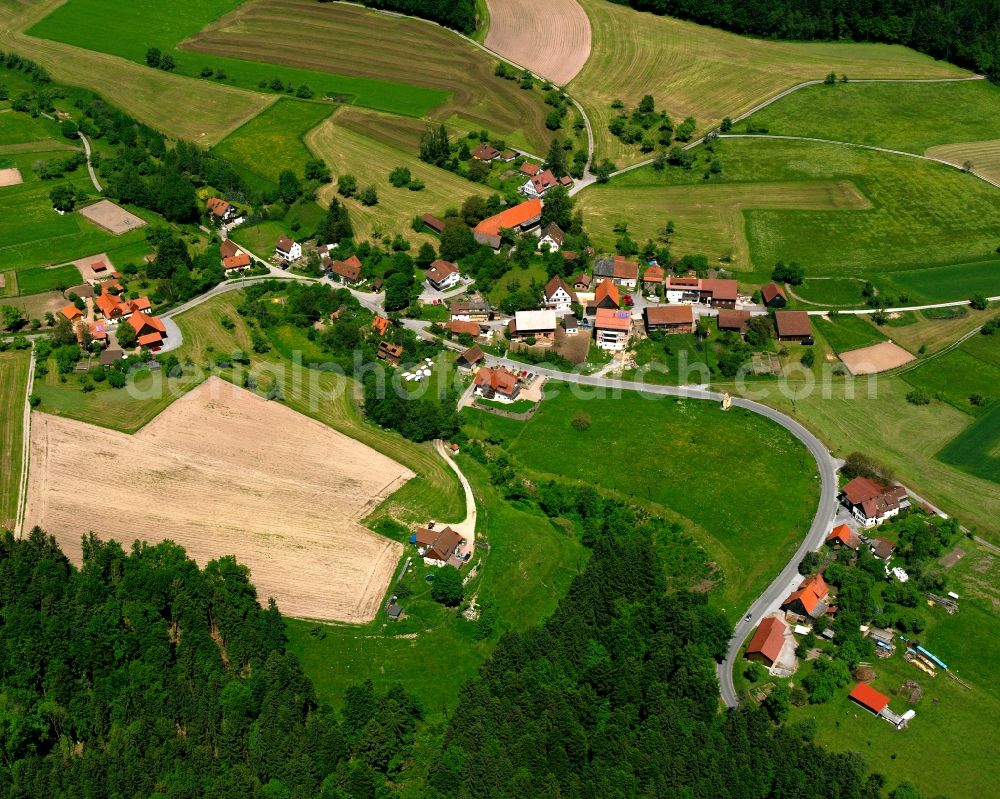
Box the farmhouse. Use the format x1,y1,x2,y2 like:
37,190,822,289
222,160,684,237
450,298,491,322
413,525,465,567
275,236,302,262
474,366,520,401
761,282,787,308
826,523,861,550
457,345,485,369
840,476,909,528
510,309,557,341
421,213,446,234
522,169,560,198
871,537,896,560
330,255,363,285
644,304,694,334
562,314,579,334
128,313,167,349
223,251,251,273
445,320,480,337
585,278,621,318
538,223,565,251
95,293,152,322
642,265,665,289
473,199,542,249
781,573,829,618
519,161,541,176
206,197,242,225
593,255,639,288
746,616,787,667
717,309,751,335
472,143,502,161
220,239,241,261
377,341,403,366
594,308,633,351
87,321,108,346
664,276,738,308
541,275,577,312
774,310,813,343
426,259,461,291
60,304,82,322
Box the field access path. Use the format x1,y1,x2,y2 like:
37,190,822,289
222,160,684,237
433,439,477,557
78,132,102,193
14,349,36,538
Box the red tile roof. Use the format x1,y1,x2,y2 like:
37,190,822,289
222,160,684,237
474,366,519,395
717,309,752,333
60,304,82,321
643,265,665,284
761,282,786,304
421,213,445,233
519,162,541,176
849,682,889,714
371,316,390,336
446,320,480,337
90,260,107,272
206,197,230,218
645,305,693,326
474,199,543,237
427,259,458,283
774,310,812,338
128,313,166,336
701,278,738,301
826,524,860,549
223,252,251,270
528,169,559,194
594,278,620,307
595,307,632,331
276,236,295,252
746,616,787,664
472,144,501,161
842,477,906,521
782,573,829,616
332,255,362,282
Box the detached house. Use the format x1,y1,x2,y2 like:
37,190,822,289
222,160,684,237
331,255,363,285
223,251,252,274
413,526,465,567
60,304,83,322
474,366,520,401
510,310,557,341
538,223,564,251
275,236,301,262
206,197,242,225
519,161,541,177
826,524,861,550
450,298,492,322
541,275,577,313
593,255,639,289
781,573,830,619
220,239,241,261
521,169,560,198
594,307,632,351
642,265,665,290
425,259,461,291
644,304,694,334
472,144,501,162
840,476,909,528
128,312,167,349
585,278,620,319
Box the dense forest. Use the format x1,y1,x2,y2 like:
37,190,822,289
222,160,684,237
612,0,1000,78
319,0,477,34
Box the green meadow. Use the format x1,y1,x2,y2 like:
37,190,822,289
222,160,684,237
883,258,1000,304
815,314,888,354
15,264,83,295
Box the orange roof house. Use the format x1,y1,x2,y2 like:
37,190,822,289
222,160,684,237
826,524,860,550
746,616,787,667
128,313,166,348
371,315,390,336
446,320,480,337
331,255,362,283
88,321,108,342
90,260,108,273
206,197,231,218
849,683,890,715
223,252,251,271
519,162,541,176
220,239,240,260
643,265,665,285
473,366,520,400
593,278,620,309
60,304,83,321
841,476,908,528
781,573,829,618
473,199,543,248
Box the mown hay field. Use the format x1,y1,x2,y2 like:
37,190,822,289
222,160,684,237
484,0,591,86
577,179,870,269
937,397,1000,483
183,0,554,152
3,0,273,146
813,313,888,355
0,351,29,527
884,259,1000,304
26,379,413,622
569,0,969,166
925,139,1000,184
306,108,489,244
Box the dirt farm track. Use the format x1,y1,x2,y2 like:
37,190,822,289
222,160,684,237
485,0,591,86
24,379,413,623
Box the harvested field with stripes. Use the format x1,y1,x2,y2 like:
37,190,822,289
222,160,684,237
484,0,591,86
0,351,30,528
184,0,553,152
925,140,1000,184
25,378,413,622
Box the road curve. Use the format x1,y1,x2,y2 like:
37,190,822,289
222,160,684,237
78,132,102,193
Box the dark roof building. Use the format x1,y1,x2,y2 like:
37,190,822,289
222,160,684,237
761,282,787,307
774,310,813,342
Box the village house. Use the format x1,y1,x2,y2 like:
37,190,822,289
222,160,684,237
205,197,243,225
573,273,592,291
472,143,501,162
521,169,560,198
585,278,621,319
449,297,492,322
781,573,829,619
223,251,252,274
474,365,521,401
500,150,517,162
425,259,461,291
456,344,485,369
761,282,787,308
509,309,557,341
840,476,909,528
421,213,446,234
664,275,701,303
593,255,639,289
87,320,109,347
871,537,896,560
538,223,564,252
377,341,403,366
774,310,813,343
95,293,152,323
717,309,752,335
330,255,363,285
519,161,541,177
371,315,390,336
60,304,83,322
562,314,579,335
642,265,665,290
541,275,577,313
559,175,574,189
473,198,542,249
220,239,241,262
128,312,167,349
745,616,788,667
445,320,480,338
413,525,465,567
664,276,738,308
594,307,633,351
275,236,302,262
644,304,694,334
826,523,861,550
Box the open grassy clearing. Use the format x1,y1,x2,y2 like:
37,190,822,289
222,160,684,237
603,139,1000,296
578,179,869,268
14,264,81,295
735,80,1000,154
881,259,1000,304
1,0,273,146
0,107,71,151
814,314,888,354
789,277,870,307
306,108,489,244
183,0,552,152
466,386,819,618
936,402,1000,485
0,350,29,527
903,347,1000,418
732,376,999,539
925,139,1000,184
786,545,1000,799
288,457,587,717
568,0,968,167
210,98,333,189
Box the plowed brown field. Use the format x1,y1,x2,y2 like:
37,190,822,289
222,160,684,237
25,378,412,622
485,0,591,86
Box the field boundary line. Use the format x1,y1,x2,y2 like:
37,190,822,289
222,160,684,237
14,347,36,539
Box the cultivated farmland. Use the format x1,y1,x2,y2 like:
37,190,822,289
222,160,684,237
0,351,30,528
937,403,1000,484
568,0,969,166
183,0,553,152
925,139,1000,184
484,0,591,86
306,108,489,243
25,378,414,622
